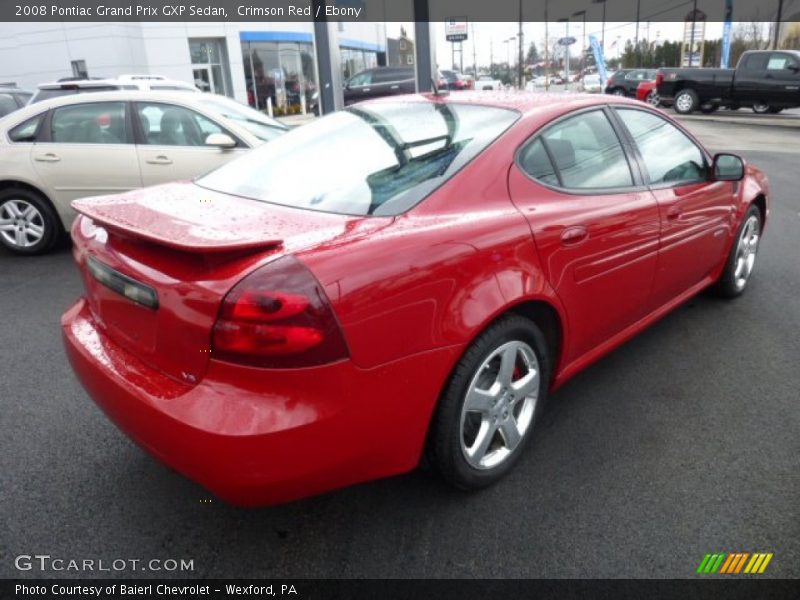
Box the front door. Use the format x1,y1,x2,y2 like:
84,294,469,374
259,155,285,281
133,101,248,187
613,107,735,308
509,108,661,363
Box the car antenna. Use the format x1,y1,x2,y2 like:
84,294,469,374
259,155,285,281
431,78,449,97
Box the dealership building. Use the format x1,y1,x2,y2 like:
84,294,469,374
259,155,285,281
0,21,396,114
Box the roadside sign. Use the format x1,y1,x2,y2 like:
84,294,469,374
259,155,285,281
557,37,577,46
446,18,468,42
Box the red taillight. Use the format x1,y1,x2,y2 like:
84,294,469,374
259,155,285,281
655,71,664,87
212,256,349,368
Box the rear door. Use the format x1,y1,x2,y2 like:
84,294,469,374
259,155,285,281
30,101,141,208
509,108,661,362
133,101,248,187
613,107,735,307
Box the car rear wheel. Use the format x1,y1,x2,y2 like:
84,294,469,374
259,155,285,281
645,90,661,107
0,188,60,255
712,205,761,298
752,103,770,114
430,315,550,489
673,89,699,114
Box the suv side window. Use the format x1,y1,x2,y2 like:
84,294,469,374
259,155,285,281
51,102,128,144
136,102,226,146
742,53,769,71
519,109,633,189
616,108,707,185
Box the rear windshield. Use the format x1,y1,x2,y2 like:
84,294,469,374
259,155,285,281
197,101,518,216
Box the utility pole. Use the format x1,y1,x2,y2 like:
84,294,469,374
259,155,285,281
472,22,477,76
774,0,784,49
558,18,570,89
635,0,641,66
573,10,586,76
518,0,524,88
544,0,549,90
689,0,697,66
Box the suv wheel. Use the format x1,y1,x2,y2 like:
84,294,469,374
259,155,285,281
673,89,699,114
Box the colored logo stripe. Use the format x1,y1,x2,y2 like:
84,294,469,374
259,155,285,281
698,552,773,574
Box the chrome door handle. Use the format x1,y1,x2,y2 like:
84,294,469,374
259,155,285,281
146,156,172,165
362,88,371,92
390,85,400,90
34,153,60,162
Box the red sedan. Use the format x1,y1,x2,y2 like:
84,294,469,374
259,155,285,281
62,93,769,506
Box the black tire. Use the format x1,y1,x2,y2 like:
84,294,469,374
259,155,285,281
752,103,770,114
699,103,719,114
768,107,783,114
673,89,699,114
0,187,61,255
645,91,661,107
430,314,551,490
711,205,762,299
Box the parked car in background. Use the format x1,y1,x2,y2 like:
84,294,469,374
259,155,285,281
656,50,800,115
30,75,198,103
476,75,503,90
636,80,660,106
0,91,286,254
440,70,470,90
343,67,415,105
580,73,603,93
63,92,767,506
0,83,33,118
605,69,658,97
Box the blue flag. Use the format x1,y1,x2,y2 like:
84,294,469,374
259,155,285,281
589,34,608,85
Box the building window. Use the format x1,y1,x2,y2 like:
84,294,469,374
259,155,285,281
188,38,232,96
407,55,414,65
341,47,379,81
71,60,88,79
241,40,318,116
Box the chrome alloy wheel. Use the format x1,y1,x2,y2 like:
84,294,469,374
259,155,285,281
734,214,760,290
0,199,45,249
460,341,540,470
675,92,694,113
646,91,661,107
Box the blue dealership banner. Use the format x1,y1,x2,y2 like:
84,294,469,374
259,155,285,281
721,0,734,68
589,34,608,85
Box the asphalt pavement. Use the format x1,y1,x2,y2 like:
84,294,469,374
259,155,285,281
1,118,798,579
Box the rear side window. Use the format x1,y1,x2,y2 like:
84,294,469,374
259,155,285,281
348,72,372,86
8,114,44,142
520,110,633,190
742,53,768,71
616,108,706,184
0,94,16,117
51,102,128,144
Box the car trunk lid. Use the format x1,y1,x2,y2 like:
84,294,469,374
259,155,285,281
71,182,381,384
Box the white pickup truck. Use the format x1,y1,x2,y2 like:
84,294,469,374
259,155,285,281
475,76,503,90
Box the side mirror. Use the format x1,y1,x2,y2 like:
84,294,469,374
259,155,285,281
205,133,236,149
713,153,744,181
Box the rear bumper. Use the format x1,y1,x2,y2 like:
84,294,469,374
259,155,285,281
62,298,459,506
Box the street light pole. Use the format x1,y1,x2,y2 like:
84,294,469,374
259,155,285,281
558,18,570,89
573,10,586,77
544,0,549,90
518,0,524,89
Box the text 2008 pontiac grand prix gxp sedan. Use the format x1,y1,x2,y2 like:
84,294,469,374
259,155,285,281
62,92,769,506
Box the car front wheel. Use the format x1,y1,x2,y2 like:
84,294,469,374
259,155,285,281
0,188,60,255
752,103,770,114
430,315,550,489
712,205,762,298
646,90,661,107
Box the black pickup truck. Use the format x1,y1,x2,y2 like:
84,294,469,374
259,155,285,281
657,50,800,114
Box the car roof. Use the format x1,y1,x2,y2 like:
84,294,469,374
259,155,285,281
365,90,645,116
37,78,195,90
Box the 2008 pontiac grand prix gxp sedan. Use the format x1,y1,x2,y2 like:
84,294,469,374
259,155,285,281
62,92,769,506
